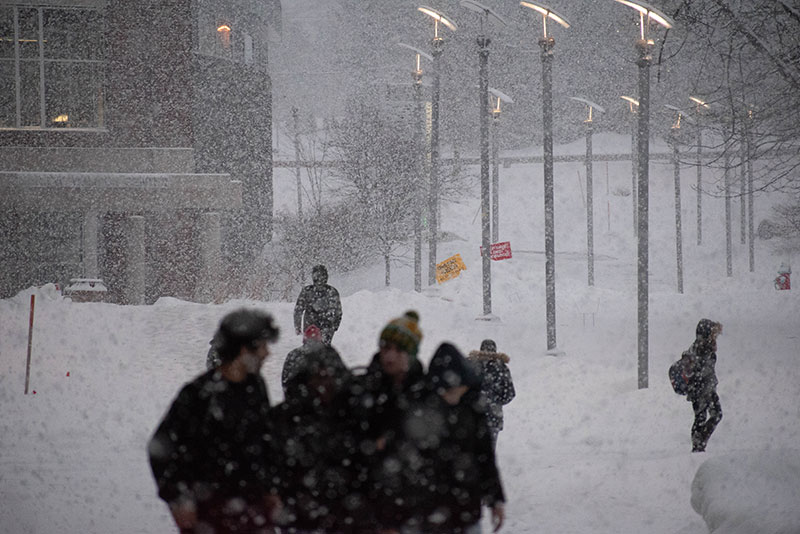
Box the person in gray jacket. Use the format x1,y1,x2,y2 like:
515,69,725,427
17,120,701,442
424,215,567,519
468,339,516,449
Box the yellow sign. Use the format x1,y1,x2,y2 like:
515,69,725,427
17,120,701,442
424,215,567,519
436,254,467,284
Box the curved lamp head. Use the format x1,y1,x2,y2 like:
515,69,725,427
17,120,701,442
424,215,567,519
418,6,458,39
689,96,710,110
664,104,695,128
570,96,605,122
398,42,433,78
613,0,674,41
489,87,514,115
461,0,508,27
520,1,570,39
621,95,640,113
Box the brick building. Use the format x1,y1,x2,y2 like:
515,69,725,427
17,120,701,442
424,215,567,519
0,0,281,303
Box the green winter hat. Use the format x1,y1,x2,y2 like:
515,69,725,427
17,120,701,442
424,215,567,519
379,310,423,359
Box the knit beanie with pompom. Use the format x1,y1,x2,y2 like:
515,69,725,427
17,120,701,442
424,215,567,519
379,310,423,359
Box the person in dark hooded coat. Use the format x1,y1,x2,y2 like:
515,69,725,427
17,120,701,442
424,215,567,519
417,342,507,534
271,343,356,533
686,318,723,452
148,308,282,534
293,265,342,345
468,339,515,448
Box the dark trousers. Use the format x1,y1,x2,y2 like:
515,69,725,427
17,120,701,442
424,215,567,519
691,391,722,450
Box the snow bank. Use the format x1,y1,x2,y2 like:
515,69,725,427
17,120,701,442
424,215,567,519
691,449,800,534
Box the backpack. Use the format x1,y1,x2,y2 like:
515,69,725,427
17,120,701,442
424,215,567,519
669,351,694,395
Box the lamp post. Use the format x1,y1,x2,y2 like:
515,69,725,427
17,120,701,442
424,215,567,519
418,6,457,286
689,96,709,246
621,95,639,235
569,96,605,287
490,87,514,244
460,0,507,318
520,1,570,353
612,0,674,389
398,43,433,293
665,104,691,294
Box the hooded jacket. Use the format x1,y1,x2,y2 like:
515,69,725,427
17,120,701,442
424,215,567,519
293,266,343,334
468,348,515,434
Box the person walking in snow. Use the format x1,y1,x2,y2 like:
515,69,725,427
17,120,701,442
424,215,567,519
281,324,325,396
148,308,282,534
293,265,342,345
421,342,507,533
272,342,356,533
343,310,426,532
468,339,515,449
686,318,723,452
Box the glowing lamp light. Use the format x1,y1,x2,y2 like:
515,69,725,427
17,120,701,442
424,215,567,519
520,1,570,38
689,96,710,109
53,114,69,123
418,6,458,39
217,24,231,33
613,0,674,40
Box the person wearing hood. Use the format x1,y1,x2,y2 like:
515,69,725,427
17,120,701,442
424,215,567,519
468,339,515,449
343,310,426,533
293,265,343,345
421,342,506,534
272,342,356,533
148,308,282,534
686,318,724,452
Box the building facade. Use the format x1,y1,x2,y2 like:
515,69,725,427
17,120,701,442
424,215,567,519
0,0,280,302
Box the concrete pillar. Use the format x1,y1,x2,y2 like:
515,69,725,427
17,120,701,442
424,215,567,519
82,211,99,278
122,215,146,305
195,211,222,303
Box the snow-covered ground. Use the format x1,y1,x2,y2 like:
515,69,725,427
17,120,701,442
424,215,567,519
2,133,798,534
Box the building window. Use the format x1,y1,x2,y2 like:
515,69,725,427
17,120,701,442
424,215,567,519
0,5,104,130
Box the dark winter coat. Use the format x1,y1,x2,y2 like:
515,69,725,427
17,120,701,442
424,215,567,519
342,352,427,530
281,339,327,395
468,349,515,436
148,370,280,509
412,388,506,532
687,338,718,401
293,270,342,338
271,345,357,532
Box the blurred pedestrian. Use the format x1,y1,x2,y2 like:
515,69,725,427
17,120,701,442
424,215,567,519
282,324,325,395
272,342,356,533
686,318,724,452
468,339,515,449
423,342,506,533
148,308,282,534
344,310,426,533
293,264,342,345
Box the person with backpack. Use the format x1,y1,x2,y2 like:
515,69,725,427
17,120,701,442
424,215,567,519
685,318,724,453
148,308,283,533
468,339,516,449
294,265,343,345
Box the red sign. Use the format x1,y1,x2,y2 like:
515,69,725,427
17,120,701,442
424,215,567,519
480,241,512,261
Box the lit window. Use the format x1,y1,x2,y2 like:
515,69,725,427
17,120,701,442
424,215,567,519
0,5,104,129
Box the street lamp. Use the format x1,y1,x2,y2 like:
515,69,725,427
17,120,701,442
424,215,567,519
612,0,674,389
460,0,507,319
418,6,457,286
665,103,693,294
398,42,433,293
520,0,570,352
689,95,709,246
490,87,514,244
621,95,640,235
569,96,605,287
